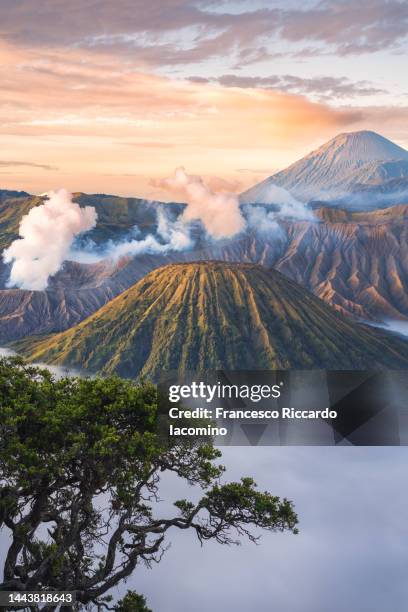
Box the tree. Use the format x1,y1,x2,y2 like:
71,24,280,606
0,357,298,610
114,591,151,612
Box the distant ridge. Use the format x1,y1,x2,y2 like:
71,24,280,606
241,130,408,203
0,189,30,199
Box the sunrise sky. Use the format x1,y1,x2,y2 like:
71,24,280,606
1,0,408,199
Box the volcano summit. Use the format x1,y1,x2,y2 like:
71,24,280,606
241,131,408,203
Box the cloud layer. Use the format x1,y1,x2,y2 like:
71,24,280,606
131,446,408,612
0,160,58,171
190,74,385,101
1,0,407,61
2,37,382,197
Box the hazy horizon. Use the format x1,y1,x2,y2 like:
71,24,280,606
1,127,405,201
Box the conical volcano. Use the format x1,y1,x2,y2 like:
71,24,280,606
241,130,408,202
13,262,408,379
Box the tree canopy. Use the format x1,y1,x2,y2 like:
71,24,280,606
0,357,298,610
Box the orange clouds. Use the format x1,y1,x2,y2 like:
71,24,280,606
0,40,405,197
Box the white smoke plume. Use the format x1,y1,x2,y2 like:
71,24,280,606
71,172,315,265
242,185,314,241
3,189,97,290
104,208,193,260
278,198,315,221
3,173,315,285
251,183,315,221
156,208,193,250
159,167,246,239
245,206,282,236
87,168,247,262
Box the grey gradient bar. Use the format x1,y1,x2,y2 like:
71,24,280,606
159,370,407,446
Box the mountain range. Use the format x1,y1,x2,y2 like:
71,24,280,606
2,202,408,345
3,129,408,377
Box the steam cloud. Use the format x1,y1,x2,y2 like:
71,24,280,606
72,170,314,265
261,185,315,221
105,208,193,260
159,167,246,238
84,168,248,262
3,189,97,290
98,173,313,262
2,171,315,288
245,206,282,236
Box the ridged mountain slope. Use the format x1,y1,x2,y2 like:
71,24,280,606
13,262,408,379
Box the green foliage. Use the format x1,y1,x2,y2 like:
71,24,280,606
201,477,299,542
0,357,298,609
0,193,41,249
0,356,163,493
114,591,152,612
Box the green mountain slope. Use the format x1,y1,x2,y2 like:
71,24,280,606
0,192,42,250
13,262,408,379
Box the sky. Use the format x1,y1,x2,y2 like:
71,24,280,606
1,0,408,198
130,446,408,611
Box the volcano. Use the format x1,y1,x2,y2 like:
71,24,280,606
13,262,408,379
241,130,408,203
